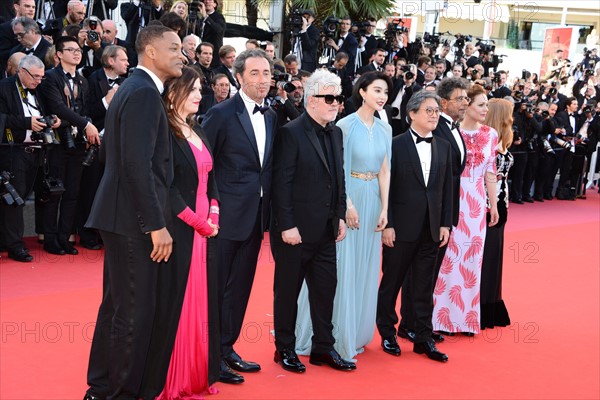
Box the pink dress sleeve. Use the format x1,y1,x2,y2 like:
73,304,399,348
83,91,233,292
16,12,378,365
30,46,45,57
177,206,214,236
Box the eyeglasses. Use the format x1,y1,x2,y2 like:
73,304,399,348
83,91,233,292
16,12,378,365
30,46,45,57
448,96,471,103
419,107,440,116
313,94,345,105
22,67,45,81
61,47,83,54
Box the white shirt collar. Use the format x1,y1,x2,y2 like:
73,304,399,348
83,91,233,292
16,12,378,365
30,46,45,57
136,65,164,94
440,111,454,126
30,36,42,51
410,128,433,143
239,88,265,114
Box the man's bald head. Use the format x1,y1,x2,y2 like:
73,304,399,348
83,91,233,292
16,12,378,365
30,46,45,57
6,52,26,77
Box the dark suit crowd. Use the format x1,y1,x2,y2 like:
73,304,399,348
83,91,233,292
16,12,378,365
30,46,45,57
1,2,599,398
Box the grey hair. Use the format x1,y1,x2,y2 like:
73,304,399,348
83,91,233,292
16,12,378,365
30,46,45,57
232,49,273,78
18,54,45,71
303,69,341,108
437,77,468,100
12,17,40,35
406,90,441,116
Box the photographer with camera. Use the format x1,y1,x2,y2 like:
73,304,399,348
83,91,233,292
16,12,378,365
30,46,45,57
509,99,541,203
531,102,556,201
325,16,358,75
77,17,105,78
490,70,511,99
542,49,571,85
291,9,319,73
539,102,568,200
0,55,61,262
197,0,225,68
359,18,379,67
37,36,100,255
388,63,418,134
271,75,303,128
121,0,164,47
44,0,87,42
552,97,582,199
573,74,599,108
540,80,568,112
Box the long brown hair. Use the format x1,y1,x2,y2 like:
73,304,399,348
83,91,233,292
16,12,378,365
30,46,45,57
163,66,202,139
485,98,514,151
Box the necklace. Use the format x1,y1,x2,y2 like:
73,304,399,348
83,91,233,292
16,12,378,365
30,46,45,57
356,113,374,142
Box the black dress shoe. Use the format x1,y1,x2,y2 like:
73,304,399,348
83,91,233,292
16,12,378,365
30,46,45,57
274,349,306,373
219,361,244,384
522,197,534,203
413,341,448,362
436,330,455,337
533,196,544,202
59,240,79,255
44,242,66,255
224,351,261,372
8,248,33,262
544,195,553,200
309,350,356,371
397,326,416,342
512,199,524,204
381,336,401,356
431,332,445,343
81,241,103,250
461,332,475,337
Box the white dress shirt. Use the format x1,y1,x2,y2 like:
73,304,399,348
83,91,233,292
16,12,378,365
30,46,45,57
440,111,465,163
17,84,41,143
239,89,266,167
410,129,433,186
136,65,164,94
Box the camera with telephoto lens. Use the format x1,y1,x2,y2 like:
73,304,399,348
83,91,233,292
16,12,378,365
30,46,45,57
553,136,572,150
548,87,558,96
322,16,340,39
541,110,550,118
356,21,371,37
82,144,98,167
188,0,201,23
30,115,59,145
524,102,534,114
542,138,555,154
273,71,296,93
87,18,100,42
0,171,24,207
40,176,65,203
289,9,304,36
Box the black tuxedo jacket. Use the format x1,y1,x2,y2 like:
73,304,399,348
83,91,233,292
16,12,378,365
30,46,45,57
339,33,358,74
86,67,124,132
86,68,173,236
0,76,49,143
0,21,18,73
201,92,277,241
556,110,580,136
358,62,380,75
299,24,320,72
200,11,226,68
432,116,466,227
121,2,164,46
9,37,52,68
388,131,452,242
211,64,239,91
37,66,91,141
271,112,346,242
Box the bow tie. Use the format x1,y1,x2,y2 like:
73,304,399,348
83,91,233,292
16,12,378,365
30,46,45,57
65,72,74,80
24,48,34,55
569,114,574,117
412,130,433,144
451,121,460,131
320,123,334,135
253,104,269,115
108,78,120,86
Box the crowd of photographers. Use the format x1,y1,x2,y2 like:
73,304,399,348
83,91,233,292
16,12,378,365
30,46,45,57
0,1,599,262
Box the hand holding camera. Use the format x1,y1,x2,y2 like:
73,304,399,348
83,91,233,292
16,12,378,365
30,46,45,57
85,123,101,146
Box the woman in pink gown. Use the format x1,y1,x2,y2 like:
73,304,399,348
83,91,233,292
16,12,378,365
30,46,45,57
433,84,499,334
155,67,221,399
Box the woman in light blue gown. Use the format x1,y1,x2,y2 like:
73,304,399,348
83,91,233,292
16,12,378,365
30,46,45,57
295,72,392,360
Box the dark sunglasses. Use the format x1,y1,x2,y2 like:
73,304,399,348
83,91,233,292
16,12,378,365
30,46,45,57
313,94,345,105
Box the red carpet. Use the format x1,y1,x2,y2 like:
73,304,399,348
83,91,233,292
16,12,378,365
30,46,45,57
1,193,599,399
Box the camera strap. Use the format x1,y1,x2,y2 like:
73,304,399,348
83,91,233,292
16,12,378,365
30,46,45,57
16,78,40,115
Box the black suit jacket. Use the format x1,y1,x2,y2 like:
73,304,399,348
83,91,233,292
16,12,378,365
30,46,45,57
0,21,18,74
432,116,466,227
388,131,452,242
339,33,358,74
0,2,14,21
0,76,49,143
86,67,124,132
201,92,277,241
211,64,238,91
200,11,226,68
271,112,346,242
121,2,164,46
86,68,173,236
299,24,320,72
556,110,578,136
358,62,380,75
9,37,52,68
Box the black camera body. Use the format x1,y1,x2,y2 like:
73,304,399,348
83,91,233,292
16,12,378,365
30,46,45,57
82,144,98,167
273,71,296,93
322,16,340,39
30,116,59,145
40,176,65,203
0,171,24,207
289,9,304,36
188,0,201,23
87,19,99,42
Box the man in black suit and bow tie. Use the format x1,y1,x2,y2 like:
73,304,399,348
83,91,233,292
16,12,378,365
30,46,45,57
271,69,354,373
0,55,60,262
325,16,358,75
398,77,468,342
201,48,278,384
83,25,184,400
376,90,452,362
358,48,386,75
77,44,128,250
9,17,52,66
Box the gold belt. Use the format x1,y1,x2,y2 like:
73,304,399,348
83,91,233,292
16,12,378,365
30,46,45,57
350,171,378,181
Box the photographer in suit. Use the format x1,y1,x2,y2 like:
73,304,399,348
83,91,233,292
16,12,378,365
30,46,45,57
78,17,106,78
198,0,225,68
121,0,164,47
0,55,60,262
77,44,128,250
44,0,86,42
297,9,319,73
325,16,358,76
37,36,100,255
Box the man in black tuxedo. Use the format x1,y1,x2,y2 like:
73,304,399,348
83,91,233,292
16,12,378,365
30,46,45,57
297,10,320,72
77,44,128,250
0,0,36,76
376,90,452,362
0,55,60,262
37,36,100,256
325,16,358,76
360,18,379,66
83,25,184,400
554,97,583,198
120,0,164,47
398,77,467,341
271,69,354,373
211,44,239,97
101,19,137,67
201,48,277,384
329,51,353,98
358,48,385,75
198,0,225,68
9,17,52,66
78,17,106,78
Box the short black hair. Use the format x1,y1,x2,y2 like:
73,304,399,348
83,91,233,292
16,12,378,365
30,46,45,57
55,35,79,52
135,25,174,55
351,71,393,108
